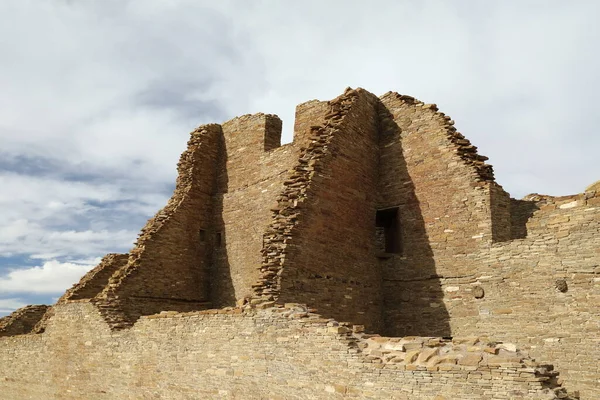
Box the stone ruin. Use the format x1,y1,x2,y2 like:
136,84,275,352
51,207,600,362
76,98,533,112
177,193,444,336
1,88,598,399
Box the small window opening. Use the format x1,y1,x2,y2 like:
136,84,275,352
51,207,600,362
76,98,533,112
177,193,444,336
376,207,401,254
215,232,222,248
199,229,206,243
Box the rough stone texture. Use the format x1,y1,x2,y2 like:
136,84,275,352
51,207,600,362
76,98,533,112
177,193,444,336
0,303,570,400
376,93,508,338
0,87,597,399
213,113,300,307
93,124,223,328
461,193,600,398
585,180,600,192
58,253,129,302
257,89,384,330
0,305,49,337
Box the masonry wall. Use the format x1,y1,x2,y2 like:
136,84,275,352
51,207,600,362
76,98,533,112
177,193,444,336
0,302,570,400
377,93,497,337
374,93,599,397
59,253,129,302
489,183,512,242
269,89,384,331
94,125,223,326
212,114,302,306
1,88,598,399
0,305,48,336
436,192,600,399
292,99,329,148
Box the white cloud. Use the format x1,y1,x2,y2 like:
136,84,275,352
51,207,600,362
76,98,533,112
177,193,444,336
0,0,261,179
0,221,137,259
239,0,600,197
1,1,598,198
0,172,162,258
0,298,27,315
0,260,96,295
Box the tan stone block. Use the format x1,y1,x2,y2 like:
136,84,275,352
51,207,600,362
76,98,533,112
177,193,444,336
333,384,347,394
548,215,570,224
327,326,350,334
458,353,482,366
588,196,600,206
416,347,439,364
452,337,479,346
405,350,421,364
483,347,498,355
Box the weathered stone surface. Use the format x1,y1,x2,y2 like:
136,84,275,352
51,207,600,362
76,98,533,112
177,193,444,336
1,87,596,399
0,303,573,399
58,253,129,302
0,305,49,336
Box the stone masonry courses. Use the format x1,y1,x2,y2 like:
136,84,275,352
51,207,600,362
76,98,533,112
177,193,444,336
1,87,598,400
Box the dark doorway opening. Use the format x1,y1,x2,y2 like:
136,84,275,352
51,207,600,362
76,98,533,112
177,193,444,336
376,207,401,255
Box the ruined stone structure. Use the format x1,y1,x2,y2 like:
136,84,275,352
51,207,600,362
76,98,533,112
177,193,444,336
1,88,598,399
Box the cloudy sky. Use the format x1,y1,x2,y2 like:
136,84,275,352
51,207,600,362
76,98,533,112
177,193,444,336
1,0,598,316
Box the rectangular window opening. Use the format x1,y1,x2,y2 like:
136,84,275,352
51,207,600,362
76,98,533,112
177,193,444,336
216,232,222,248
376,207,402,255
199,229,206,243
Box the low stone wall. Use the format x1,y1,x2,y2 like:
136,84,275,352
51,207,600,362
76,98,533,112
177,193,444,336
58,253,129,301
0,302,573,399
0,305,49,336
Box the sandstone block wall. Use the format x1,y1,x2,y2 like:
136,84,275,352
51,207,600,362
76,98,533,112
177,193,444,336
445,192,600,398
377,93,498,337
374,92,599,398
292,99,329,148
0,305,48,337
59,253,129,302
213,113,300,306
259,89,385,331
0,87,597,399
0,303,571,400
94,124,223,327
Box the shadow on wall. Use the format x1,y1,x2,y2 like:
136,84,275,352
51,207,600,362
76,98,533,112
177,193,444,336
377,104,451,338
510,198,539,239
210,137,236,307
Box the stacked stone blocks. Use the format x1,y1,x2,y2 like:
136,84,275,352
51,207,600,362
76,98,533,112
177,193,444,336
1,87,597,399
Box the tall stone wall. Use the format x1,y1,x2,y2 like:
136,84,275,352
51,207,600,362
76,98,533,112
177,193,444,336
378,92,495,256
373,117,599,395
94,124,223,327
374,93,599,397
292,99,329,148
1,87,597,398
257,89,384,331
213,114,302,306
0,302,571,400
377,93,498,337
